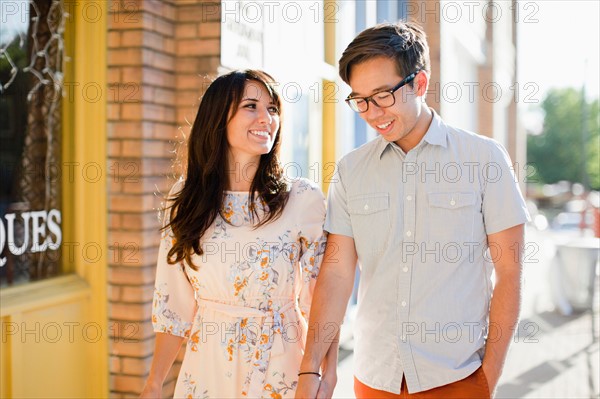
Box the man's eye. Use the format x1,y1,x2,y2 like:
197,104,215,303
354,98,367,105
376,93,391,100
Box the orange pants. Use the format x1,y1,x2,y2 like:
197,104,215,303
354,367,490,399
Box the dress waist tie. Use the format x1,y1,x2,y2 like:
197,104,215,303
196,298,297,397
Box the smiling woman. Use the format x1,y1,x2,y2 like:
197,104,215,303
140,70,336,399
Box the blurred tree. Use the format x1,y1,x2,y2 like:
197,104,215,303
528,88,600,190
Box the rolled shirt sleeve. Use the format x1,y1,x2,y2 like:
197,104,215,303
481,140,531,235
324,159,354,237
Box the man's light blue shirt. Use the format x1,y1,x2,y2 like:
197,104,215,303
325,110,530,394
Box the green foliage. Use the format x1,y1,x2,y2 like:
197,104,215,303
527,88,600,189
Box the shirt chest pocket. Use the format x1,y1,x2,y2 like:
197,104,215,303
348,193,391,254
427,191,479,240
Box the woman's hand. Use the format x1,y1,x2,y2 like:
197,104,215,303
315,369,337,399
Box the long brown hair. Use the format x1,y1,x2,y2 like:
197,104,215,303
165,70,289,269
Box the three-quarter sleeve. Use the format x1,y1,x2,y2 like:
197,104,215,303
152,180,197,338
295,180,327,320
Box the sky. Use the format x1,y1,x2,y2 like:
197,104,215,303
517,0,600,102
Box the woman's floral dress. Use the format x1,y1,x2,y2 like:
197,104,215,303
152,178,327,399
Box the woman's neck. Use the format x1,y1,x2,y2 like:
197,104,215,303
226,155,259,191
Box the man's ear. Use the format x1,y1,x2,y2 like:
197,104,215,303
414,71,429,97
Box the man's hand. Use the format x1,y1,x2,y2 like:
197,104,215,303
483,223,525,398
482,359,501,397
295,374,321,399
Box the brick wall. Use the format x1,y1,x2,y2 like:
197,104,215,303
410,0,441,115
106,1,221,396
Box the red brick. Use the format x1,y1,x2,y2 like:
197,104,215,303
108,266,157,285
109,228,154,247
108,121,149,139
140,157,173,176
175,23,197,38
120,211,162,230
151,52,175,71
109,213,122,230
110,320,154,341
177,39,220,56
144,68,176,88
121,67,142,84
178,4,217,22
176,73,208,90
108,48,143,66
120,285,155,303
108,66,122,83
122,356,151,375
199,21,220,38
108,285,122,302
110,355,122,373
153,88,176,106
136,31,165,52
108,31,121,48
120,104,143,120
108,9,152,31
110,302,152,322
153,18,174,37
108,140,122,157
175,90,201,107
164,38,176,54
111,337,156,358
121,30,144,47
108,103,121,120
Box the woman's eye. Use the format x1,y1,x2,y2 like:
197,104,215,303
268,106,279,114
244,103,256,109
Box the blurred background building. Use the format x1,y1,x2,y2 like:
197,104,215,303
0,0,597,398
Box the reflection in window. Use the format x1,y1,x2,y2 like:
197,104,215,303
1,0,65,286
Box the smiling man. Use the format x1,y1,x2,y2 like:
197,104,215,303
295,22,530,399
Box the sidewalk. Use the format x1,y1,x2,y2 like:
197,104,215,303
332,228,600,398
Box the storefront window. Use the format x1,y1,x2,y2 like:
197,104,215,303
0,0,65,286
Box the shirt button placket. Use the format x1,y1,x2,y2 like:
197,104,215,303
399,151,418,388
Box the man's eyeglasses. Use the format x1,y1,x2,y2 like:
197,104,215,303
345,70,421,113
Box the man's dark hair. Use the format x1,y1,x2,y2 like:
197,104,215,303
339,21,431,85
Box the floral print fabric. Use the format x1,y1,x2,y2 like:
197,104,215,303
152,178,326,399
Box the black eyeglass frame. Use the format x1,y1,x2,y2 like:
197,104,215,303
344,69,422,113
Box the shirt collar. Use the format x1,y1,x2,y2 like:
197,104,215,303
378,108,448,159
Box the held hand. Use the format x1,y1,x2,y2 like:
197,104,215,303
295,374,321,399
315,371,337,399
482,362,501,398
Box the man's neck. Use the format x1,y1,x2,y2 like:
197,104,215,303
395,104,434,153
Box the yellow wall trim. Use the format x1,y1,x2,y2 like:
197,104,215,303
0,275,90,317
